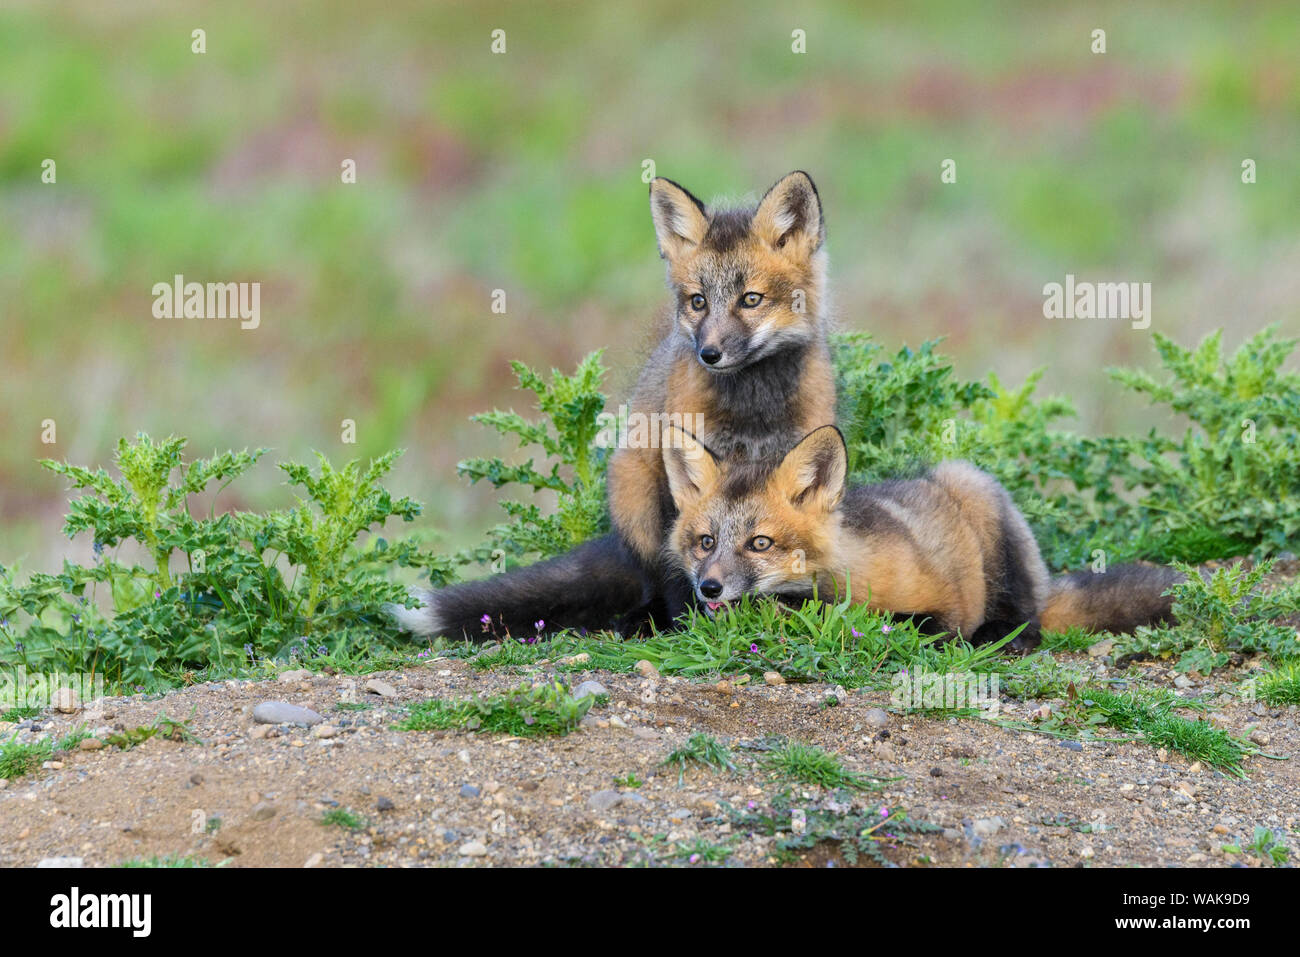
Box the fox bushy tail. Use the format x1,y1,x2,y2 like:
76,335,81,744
387,533,669,641
1041,563,1185,634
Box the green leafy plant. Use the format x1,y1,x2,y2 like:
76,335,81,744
456,352,610,565
722,790,940,866
1116,560,1300,673
1244,826,1290,866
833,328,1300,567
3,327,1296,697
1104,328,1300,558
0,434,450,691
670,838,735,865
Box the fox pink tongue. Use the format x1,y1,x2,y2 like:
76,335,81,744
707,601,724,612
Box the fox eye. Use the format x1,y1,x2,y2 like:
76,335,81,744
689,294,707,311
698,534,715,551
740,291,763,308
749,535,773,551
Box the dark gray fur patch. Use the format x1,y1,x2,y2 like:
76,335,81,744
708,344,815,457
701,208,756,254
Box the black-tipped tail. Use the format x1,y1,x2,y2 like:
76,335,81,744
1041,563,1185,634
388,533,680,641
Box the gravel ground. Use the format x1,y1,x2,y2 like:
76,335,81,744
1,645,1296,868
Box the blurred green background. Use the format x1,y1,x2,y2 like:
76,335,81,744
2,0,1298,572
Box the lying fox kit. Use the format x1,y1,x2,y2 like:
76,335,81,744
661,425,1181,649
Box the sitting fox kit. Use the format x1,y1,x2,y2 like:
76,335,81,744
607,171,838,566
392,171,838,639
660,425,1181,649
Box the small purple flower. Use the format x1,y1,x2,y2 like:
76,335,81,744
851,627,863,638
747,801,757,810
880,806,890,818
689,853,700,864
154,590,162,599
749,643,758,653
881,624,892,634
534,619,545,631
480,614,491,625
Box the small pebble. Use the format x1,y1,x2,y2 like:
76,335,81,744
587,790,623,812
253,701,324,726
573,680,608,700
634,660,661,681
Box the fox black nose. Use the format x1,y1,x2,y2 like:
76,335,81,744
699,578,723,599
698,346,722,366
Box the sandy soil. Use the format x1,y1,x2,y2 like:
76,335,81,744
2,646,1295,868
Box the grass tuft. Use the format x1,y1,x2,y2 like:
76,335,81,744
320,807,367,830
397,679,593,737
662,733,735,784
1256,661,1300,706
759,739,888,791
0,733,52,778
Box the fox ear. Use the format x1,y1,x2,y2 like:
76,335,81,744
774,425,846,510
661,425,720,510
753,171,824,258
650,178,709,262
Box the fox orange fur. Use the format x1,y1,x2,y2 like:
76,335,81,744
608,171,837,574
391,172,839,639
661,425,1182,649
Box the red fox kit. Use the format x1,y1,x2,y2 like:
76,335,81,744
391,172,838,639
661,425,1182,648
608,170,837,569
